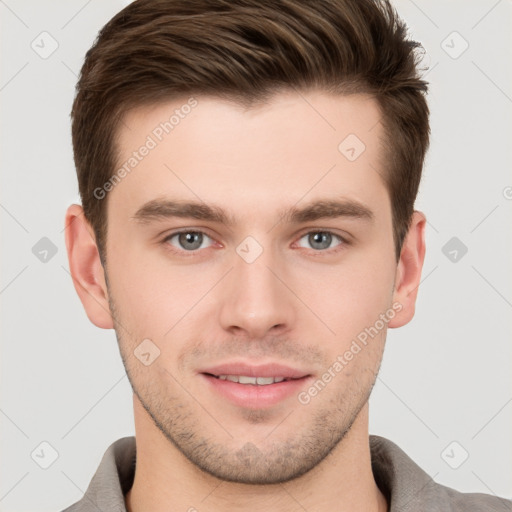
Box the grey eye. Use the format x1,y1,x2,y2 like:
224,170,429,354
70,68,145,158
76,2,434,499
167,231,212,251
297,231,342,251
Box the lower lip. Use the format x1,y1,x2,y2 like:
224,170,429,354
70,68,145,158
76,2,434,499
200,374,311,409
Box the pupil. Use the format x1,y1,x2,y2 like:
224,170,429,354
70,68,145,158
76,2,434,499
181,232,201,250
312,232,330,249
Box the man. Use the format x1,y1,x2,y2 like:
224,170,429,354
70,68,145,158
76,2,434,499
62,0,510,510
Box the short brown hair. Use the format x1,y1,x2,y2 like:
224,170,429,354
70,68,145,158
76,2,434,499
71,0,430,265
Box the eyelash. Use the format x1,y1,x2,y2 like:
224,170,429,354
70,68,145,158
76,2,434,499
161,229,350,257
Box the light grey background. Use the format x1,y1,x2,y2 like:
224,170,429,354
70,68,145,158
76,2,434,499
1,1,511,510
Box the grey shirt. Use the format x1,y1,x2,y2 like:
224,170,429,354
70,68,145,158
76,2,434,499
62,435,511,511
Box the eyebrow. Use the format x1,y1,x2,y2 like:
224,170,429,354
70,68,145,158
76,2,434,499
131,197,375,226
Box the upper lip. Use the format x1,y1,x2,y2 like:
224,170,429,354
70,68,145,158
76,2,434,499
199,362,310,379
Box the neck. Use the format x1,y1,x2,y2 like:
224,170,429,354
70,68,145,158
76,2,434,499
126,397,387,512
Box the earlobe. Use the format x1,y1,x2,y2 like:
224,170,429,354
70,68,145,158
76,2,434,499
64,204,114,329
388,210,427,329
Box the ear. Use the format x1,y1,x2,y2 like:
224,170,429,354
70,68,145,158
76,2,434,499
64,204,114,329
388,210,426,328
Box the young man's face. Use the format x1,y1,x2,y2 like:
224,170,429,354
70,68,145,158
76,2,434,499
68,90,425,484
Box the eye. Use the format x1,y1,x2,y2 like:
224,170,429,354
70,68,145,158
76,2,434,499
161,229,348,257
163,230,215,252
296,231,346,252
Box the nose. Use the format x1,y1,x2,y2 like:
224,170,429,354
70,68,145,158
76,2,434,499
218,243,296,340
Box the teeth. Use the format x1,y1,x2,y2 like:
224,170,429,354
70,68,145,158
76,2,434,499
256,376,277,385
216,375,287,385
239,375,257,384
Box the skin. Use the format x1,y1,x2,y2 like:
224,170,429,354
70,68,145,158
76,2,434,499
65,90,426,512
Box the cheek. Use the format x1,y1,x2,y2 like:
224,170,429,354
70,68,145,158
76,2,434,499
107,245,217,344
106,250,169,336
297,253,394,340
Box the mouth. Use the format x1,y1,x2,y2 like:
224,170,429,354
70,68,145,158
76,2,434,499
204,374,302,385
198,363,312,409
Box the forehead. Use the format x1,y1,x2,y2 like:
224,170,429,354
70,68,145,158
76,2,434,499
108,90,389,224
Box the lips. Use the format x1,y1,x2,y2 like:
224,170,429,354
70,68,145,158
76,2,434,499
199,362,309,380
198,362,312,408
215,375,288,385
